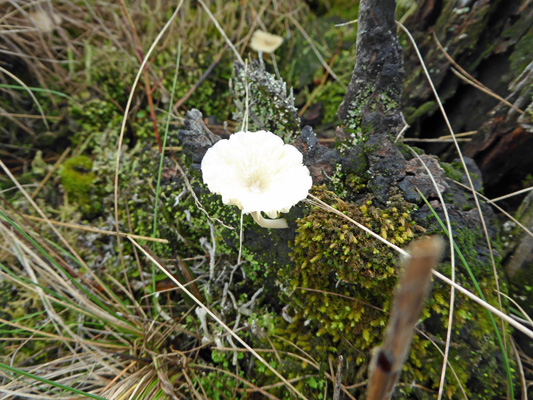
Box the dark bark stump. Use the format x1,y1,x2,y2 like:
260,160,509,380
335,0,514,397
337,0,404,136
337,0,411,205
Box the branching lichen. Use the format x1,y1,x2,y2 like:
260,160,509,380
231,61,301,143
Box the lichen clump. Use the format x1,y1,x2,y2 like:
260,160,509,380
231,61,301,143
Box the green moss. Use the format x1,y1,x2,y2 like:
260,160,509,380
268,187,416,375
60,155,97,215
308,81,347,125
69,97,122,147
293,186,415,285
404,100,437,124
440,161,463,182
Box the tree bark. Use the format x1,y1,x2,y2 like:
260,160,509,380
337,0,410,206
337,0,404,138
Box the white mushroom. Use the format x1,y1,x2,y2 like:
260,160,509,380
249,30,284,54
28,8,62,33
201,130,312,229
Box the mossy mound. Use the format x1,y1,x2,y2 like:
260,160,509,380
292,186,416,290
60,155,98,216
245,180,512,398
256,186,417,393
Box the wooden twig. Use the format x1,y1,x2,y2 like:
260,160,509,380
332,355,344,400
366,236,444,400
337,0,403,135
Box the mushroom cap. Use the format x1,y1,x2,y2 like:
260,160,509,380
249,30,284,53
29,9,62,33
201,130,312,218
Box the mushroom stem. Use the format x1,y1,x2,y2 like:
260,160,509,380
251,211,289,229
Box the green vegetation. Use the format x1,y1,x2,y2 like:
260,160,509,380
0,0,528,399
60,155,96,214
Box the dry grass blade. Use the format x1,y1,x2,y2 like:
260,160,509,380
401,138,471,143
499,291,533,327
432,32,525,115
287,13,347,90
450,67,525,115
0,110,57,119
113,0,184,241
510,338,528,400
197,0,243,64
19,213,168,243
488,186,533,204
117,0,162,152
401,131,475,144
366,236,444,400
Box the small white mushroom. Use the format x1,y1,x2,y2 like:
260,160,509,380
201,130,312,229
249,30,284,54
28,8,62,33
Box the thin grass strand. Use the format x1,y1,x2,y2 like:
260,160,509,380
0,72,49,130
197,0,243,64
397,20,512,397
408,149,456,400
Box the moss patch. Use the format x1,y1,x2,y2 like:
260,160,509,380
60,155,97,215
